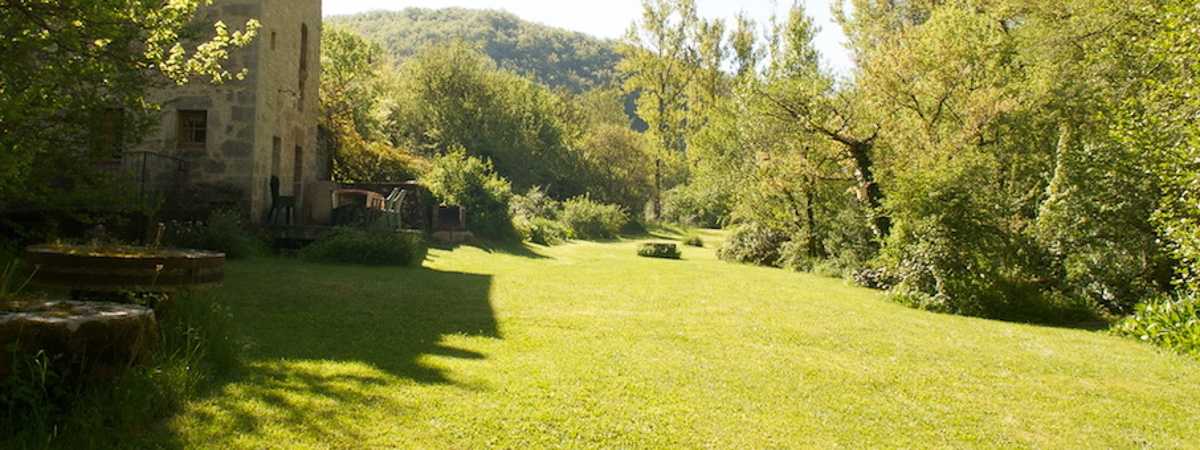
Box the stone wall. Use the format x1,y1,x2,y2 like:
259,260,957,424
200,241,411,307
134,0,321,222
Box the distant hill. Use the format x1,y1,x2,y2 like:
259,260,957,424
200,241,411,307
326,8,622,93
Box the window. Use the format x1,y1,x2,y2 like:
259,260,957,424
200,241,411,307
298,23,309,109
270,31,277,51
177,110,208,149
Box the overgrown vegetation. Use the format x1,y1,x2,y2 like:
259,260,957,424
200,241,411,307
165,210,266,259
559,196,628,240
2,294,241,448
1113,294,1200,358
421,150,515,239
299,228,426,266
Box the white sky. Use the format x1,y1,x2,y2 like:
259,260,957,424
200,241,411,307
322,0,855,77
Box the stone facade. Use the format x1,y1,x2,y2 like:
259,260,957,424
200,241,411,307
135,0,322,222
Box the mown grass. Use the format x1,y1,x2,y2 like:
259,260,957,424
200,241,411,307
127,230,1200,448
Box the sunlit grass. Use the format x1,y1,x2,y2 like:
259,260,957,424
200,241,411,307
145,231,1200,448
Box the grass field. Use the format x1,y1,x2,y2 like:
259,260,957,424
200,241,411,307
140,231,1200,448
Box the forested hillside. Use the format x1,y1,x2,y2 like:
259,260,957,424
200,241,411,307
326,8,621,92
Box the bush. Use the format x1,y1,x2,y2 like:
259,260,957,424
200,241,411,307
717,223,790,267
1112,294,1200,358
515,217,568,246
421,149,515,239
510,186,560,222
560,196,628,240
681,234,704,248
299,228,425,266
165,210,265,259
777,240,814,272
638,243,681,259
660,183,730,228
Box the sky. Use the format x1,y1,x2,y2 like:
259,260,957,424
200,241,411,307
322,0,855,77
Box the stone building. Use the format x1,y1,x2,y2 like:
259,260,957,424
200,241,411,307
134,0,323,222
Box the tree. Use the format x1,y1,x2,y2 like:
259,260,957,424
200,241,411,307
753,4,890,240
618,0,700,219
388,43,585,197
0,0,259,205
320,26,424,183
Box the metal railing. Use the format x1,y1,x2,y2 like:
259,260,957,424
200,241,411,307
122,151,189,204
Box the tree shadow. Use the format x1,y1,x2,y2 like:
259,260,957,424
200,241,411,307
212,259,500,384
430,239,552,260
122,258,505,447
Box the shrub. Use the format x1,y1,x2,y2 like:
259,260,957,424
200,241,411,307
421,149,515,239
852,267,898,290
299,228,425,266
638,243,681,259
821,203,879,277
510,186,560,222
660,183,730,228
717,223,790,267
777,240,814,272
560,196,628,240
515,217,568,246
1112,294,1200,358
165,210,265,259
682,234,704,248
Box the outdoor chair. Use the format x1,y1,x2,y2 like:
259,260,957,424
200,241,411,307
266,175,296,225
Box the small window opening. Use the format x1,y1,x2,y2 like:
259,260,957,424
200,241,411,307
177,110,208,149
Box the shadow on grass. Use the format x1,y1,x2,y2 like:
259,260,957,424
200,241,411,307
115,258,504,447
215,259,501,384
431,239,552,260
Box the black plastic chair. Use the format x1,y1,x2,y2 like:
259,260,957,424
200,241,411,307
266,176,296,225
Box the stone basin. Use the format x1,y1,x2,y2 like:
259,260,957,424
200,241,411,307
0,300,158,381
24,244,225,292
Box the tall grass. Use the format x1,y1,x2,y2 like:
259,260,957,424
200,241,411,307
1,293,241,448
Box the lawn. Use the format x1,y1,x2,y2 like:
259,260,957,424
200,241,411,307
144,232,1200,448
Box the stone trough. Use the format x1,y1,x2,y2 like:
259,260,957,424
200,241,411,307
24,244,225,292
0,300,158,381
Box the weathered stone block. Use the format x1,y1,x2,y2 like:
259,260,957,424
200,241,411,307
222,140,252,157
176,96,213,109
0,301,158,382
232,106,255,122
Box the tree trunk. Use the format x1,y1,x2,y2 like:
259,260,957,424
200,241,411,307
653,158,663,219
805,188,821,258
847,141,891,240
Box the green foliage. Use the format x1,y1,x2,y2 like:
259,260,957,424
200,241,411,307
1113,294,1200,359
660,183,731,229
165,210,265,259
421,149,515,239
638,243,681,260
321,26,428,184
327,8,620,93
681,235,704,248
510,187,567,245
515,217,569,246
717,223,790,267
560,196,628,241
573,123,657,214
776,240,814,272
510,186,560,222
299,228,426,266
0,0,258,206
390,43,586,198
2,295,240,447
